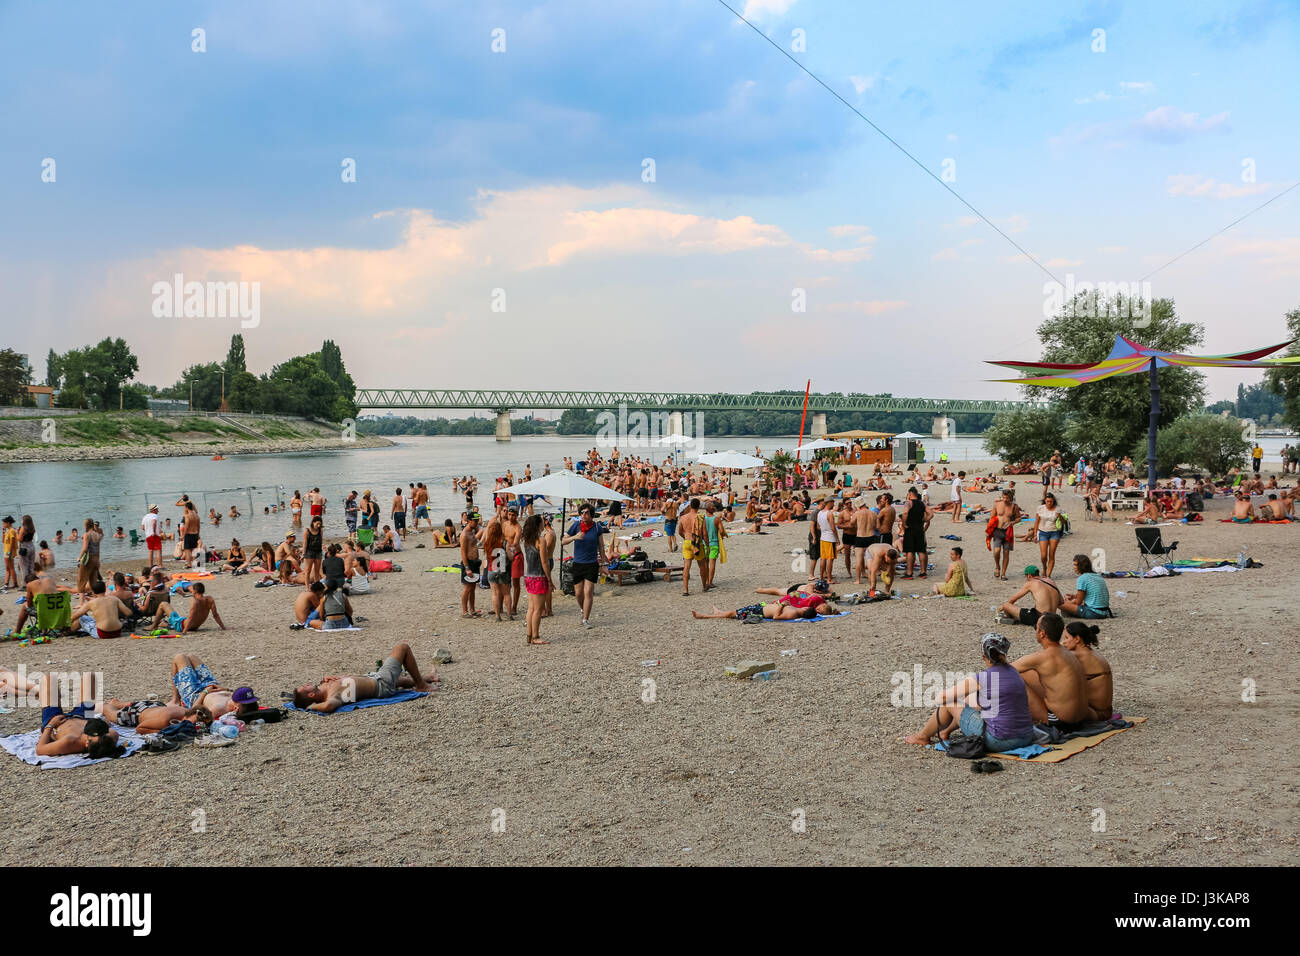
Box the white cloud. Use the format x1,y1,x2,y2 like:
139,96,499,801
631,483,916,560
1220,237,1300,277
1043,257,1084,268
1165,174,1275,199
742,0,798,17
1101,245,1129,254
849,75,874,95
1119,81,1154,93
1074,90,1112,104
1136,106,1230,138
932,247,963,261
828,224,871,237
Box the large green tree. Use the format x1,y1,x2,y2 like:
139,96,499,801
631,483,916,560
1136,415,1249,477
0,349,31,405
983,404,1074,464
1023,298,1205,459
1263,307,1300,430
49,338,139,409
225,334,247,374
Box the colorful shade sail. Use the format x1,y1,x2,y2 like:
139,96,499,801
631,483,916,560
989,335,1300,387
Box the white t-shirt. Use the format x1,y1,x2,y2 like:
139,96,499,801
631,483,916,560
817,509,836,542
141,513,159,537
951,478,962,501
389,532,403,552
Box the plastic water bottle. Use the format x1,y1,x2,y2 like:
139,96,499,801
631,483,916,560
751,670,779,681
639,660,661,667
1237,546,1248,568
1115,590,1127,599
213,723,238,739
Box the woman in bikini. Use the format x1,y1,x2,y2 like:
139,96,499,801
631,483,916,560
1062,621,1114,719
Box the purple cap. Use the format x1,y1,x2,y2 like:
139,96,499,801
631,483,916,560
232,687,258,706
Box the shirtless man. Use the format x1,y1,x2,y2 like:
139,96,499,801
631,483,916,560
989,490,1021,581
181,502,201,569
663,496,680,552
1062,621,1114,720
678,498,704,596
836,501,856,580
865,544,899,595
275,531,302,584
692,601,822,621
293,581,325,626
852,498,874,585
459,512,483,617
153,582,226,633
103,698,211,734
14,563,76,632
997,565,1062,628
292,641,437,712
308,488,326,522
79,580,132,639
1231,492,1258,522
36,673,124,759
503,508,523,617
1266,493,1294,520
1136,496,1162,524
1011,612,1095,724
168,652,242,719
875,494,896,548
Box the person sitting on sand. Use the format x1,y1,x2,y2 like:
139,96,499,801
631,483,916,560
1010,612,1095,724
1266,493,1294,520
1230,492,1257,522
35,672,125,759
1062,621,1113,720
103,698,212,734
152,582,226,633
308,582,354,630
292,641,437,712
78,580,133,639
692,601,823,621
14,563,76,633
903,632,1035,752
275,531,302,583
168,652,244,719
1059,554,1111,620
997,564,1062,627
1136,496,1161,524
434,519,459,547
932,547,974,597
293,581,325,626
222,539,246,572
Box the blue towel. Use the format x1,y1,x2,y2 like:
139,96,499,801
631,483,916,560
931,738,1053,759
774,610,851,623
0,728,146,768
285,689,427,715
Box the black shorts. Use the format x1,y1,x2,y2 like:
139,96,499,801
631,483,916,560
570,561,599,584
877,533,893,547
393,512,406,530
842,533,858,549
1019,607,1041,627
461,558,482,585
183,533,199,550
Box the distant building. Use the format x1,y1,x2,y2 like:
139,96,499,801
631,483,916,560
147,398,189,412
23,385,53,409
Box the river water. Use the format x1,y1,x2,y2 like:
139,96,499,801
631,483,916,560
1,434,1290,563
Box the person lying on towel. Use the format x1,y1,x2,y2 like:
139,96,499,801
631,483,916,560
292,641,438,713
104,698,212,734
903,632,1035,753
168,652,246,720
1010,612,1097,725
1062,622,1113,721
36,672,126,759
691,599,832,621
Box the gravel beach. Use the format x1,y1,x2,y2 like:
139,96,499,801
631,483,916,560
3,462,1296,866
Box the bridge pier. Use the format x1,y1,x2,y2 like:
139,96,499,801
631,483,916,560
495,409,511,442
811,413,827,438
931,416,951,440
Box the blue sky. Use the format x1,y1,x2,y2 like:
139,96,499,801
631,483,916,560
2,0,1297,402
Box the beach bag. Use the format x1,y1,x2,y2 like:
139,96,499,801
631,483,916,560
944,735,986,759
559,561,575,596
369,559,393,572
168,611,185,631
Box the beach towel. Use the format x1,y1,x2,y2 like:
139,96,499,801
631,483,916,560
285,689,427,715
0,727,146,769
32,591,73,632
131,631,182,639
169,570,214,581
952,717,1147,763
933,739,1053,760
423,566,463,573
773,610,851,623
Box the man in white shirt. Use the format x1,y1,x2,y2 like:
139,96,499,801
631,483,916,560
951,471,965,523
141,505,162,569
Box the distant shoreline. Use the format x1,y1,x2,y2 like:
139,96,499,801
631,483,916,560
0,434,393,464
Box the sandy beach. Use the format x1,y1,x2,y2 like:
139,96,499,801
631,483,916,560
3,461,1297,867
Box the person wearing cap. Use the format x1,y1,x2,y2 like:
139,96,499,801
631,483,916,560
997,565,1062,627
292,641,437,713
458,512,483,617
275,530,302,584
903,632,1035,752
165,652,242,719
2,515,16,589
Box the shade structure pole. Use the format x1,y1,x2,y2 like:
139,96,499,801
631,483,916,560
1147,358,1160,491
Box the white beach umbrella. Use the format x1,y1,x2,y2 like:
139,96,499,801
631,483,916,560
695,450,767,498
490,470,631,569
794,438,848,457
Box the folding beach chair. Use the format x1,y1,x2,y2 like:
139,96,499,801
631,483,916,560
1135,526,1178,571
33,590,73,632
